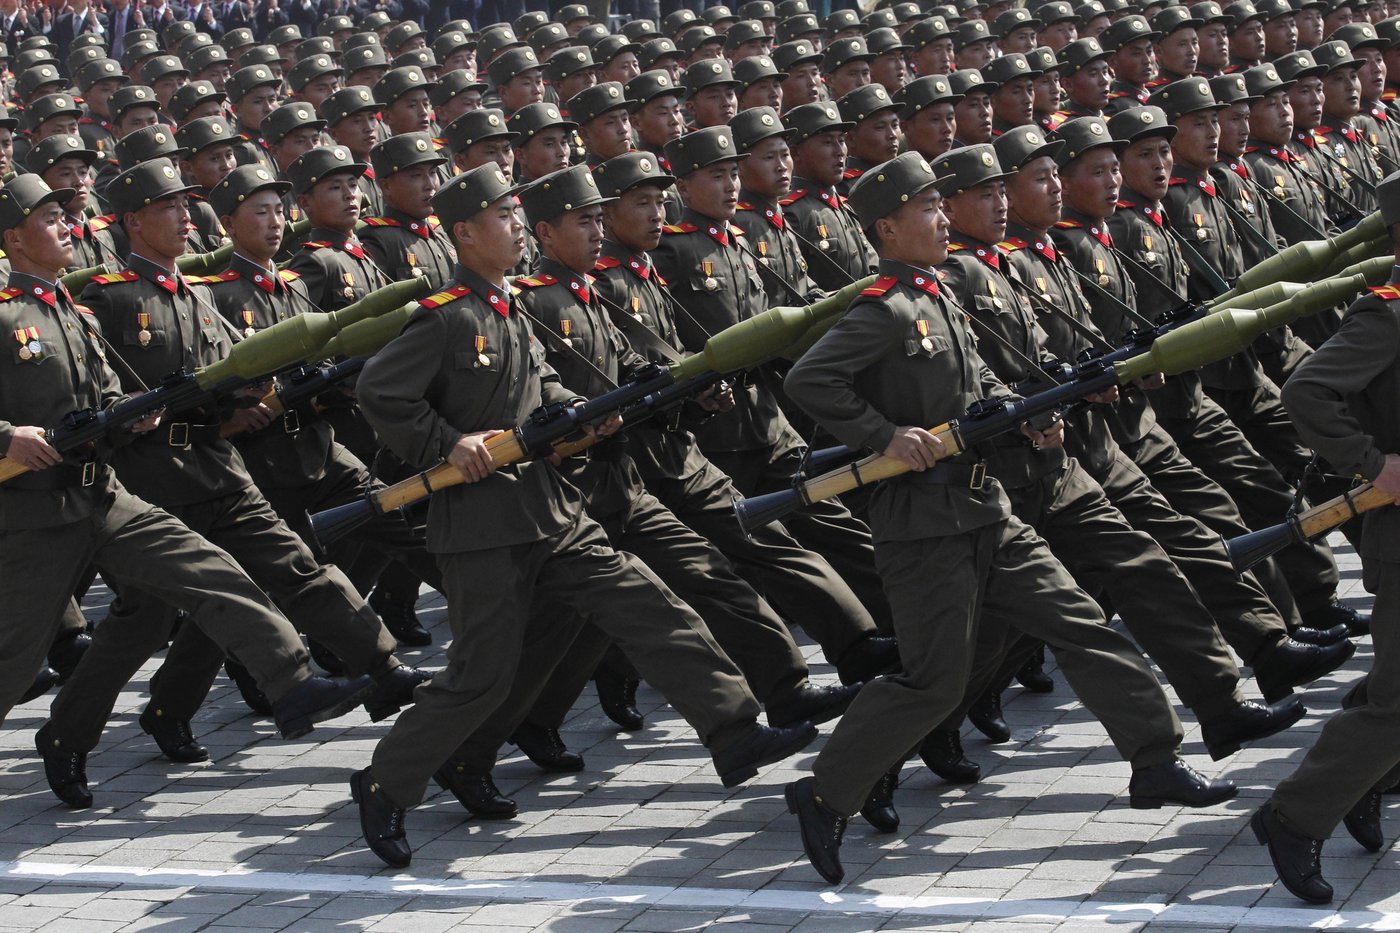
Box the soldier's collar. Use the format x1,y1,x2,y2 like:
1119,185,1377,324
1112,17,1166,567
455,264,512,311
680,207,740,245
386,205,435,238
8,270,65,307
129,252,188,294
230,251,285,292
877,259,941,295
601,238,654,277
539,256,595,294
1003,220,1058,260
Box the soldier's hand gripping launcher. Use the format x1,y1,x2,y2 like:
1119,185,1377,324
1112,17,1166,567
306,275,877,547
733,272,1371,536
0,277,432,484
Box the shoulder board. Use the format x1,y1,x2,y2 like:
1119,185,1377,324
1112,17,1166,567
515,273,558,287
301,241,330,250
735,200,757,211
729,224,745,236
946,241,967,252
998,237,1028,252
779,189,808,206
860,275,898,298
594,256,622,270
427,215,441,227
75,303,94,315
841,167,862,179
361,217,400,227
277,269,300,283
418,284,472,309
89,214,114,231
1368,285,1400,301
0,287,21,302
79,116,95,124
1167,177,1190,186
1115,199,1135,208
194,270,241,284
92,270,139,285
663,223,698,234
1053,219,1083,230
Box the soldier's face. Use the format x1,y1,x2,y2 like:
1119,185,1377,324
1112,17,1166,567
1171,108,1220,171
458,197,526,274
674,160,741,220
1217,101,1251,157
825,59,871,99
45,158,92,216
992,76,1035,128
129,194,192,259
11,203,73,274
782,62,823,104
1296,8,1324,45
381,164,440,218
1357,46,1386,98
235,86,278,129
519,127,573,180
580,109,632,160
1006,155,1062,230
1061,147,1121,220
1230,19,1265,62
1113,38,1157,86
604,52,641,85
903,101,957,159
688,84,738,128
848,110,902,164
635,94,685,148
1263,14,1298,57
1323,66,1361,119
1156,29,1199,77
273,126,322,172
557,69,598,102
387,88,434,134
792,129,847,185
1001,27,1038,54
36,115,79,141
1033,70,1062,113
329,111,379,159
85,78,125,115
537,203,605,273
1065,60,1111,109
227,188,285,262
1288,75,1324,129
1040,21,1078,52
738,134,792,199
739,76,783,111
460,138,515,175
954,91,993,143
870,50,908,92
500,69,545,111
1121,135,1173,200
878,188,948,266
1250,90,1294,144
602,184,668,251
299,74,341,111
956,39,996,71
913,39,954,75
184,143,237,189
1197,23,1230,69
944,180,1007,244
303,171,361,231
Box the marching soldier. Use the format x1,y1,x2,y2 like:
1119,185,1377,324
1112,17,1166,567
359,132,456,289
1254,171,1400,905
319,86,385,219
569,81,633,165
781,102,877,290
835,84,902,192
897,73,962,161
1312,38,1385,215
0,173,374,791
225,64,281,177
781,151,1234,887
75,58,126,160
346,162,819,869
733,107,821,306
24,135,120,273
1101,15,1161,113
1055,37,1114,122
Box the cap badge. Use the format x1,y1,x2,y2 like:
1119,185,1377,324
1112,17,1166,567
256,168,270,179
1090,121,1104,135
415,138,428,151
761,113,774,125
488,113,500,125
980,150,993,166
162,165,176,179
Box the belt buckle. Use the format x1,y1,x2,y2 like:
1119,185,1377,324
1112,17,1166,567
283,409,300,435
80,461,96,487
168,422,190,447
969,461,987,490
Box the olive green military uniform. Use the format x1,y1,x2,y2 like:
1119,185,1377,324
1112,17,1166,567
1313,114,1383,216
356,256,763,808
77,110,116,159
780,176,877,291
0,266,311,724
285,228,397,311
359,208,457,290
51,234,398,753
64,211,122,272
733,190,822,307
652,205,893,628
939,211,1245,721
1271,277,1400,838
1108,182,1343,620
786,254,1183,816
1052,203,1309,634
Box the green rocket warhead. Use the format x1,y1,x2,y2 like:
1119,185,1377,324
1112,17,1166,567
667,274,878,381
317,302,415,359
60,265,108,293
1117,272,1369,383
1219,210,1384,302
1207,281,1305,313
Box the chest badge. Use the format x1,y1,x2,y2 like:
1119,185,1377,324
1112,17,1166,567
137,312,152,346
560,319,574,348
916,318,933,352
475,334,489,367
241,309,256,338
14,325,39,360
702,260,718,292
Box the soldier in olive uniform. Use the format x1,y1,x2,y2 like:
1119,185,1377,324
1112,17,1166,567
24,135,121,272
1336,22,1400,175
75,57,127,160
1106,105,1351,632
652,125,893,629
45,160,422,791
1101,16,1162,114
781,102,878,291
89,85,161,203
732,107,822,307
225,64,282,178
438,164,859,807
347,163,820,869
1281,50,1365,229
836,84,902,193
320,86,386,219
781,152,1234,887
1253,172,1400,905
358,133,457,289
172,118,237,254
1312,40,1385,216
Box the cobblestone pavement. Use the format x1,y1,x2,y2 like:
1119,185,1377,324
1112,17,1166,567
0,533,1393,933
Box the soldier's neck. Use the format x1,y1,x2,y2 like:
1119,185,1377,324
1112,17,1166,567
233,250,276,274
539,253,590,278
8,258,60,285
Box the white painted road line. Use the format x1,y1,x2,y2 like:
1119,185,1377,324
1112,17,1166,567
3,860,1396,929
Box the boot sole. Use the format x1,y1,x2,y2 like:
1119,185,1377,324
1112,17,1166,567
720,724,818,788
277,679,377,740
1204,701,1308,761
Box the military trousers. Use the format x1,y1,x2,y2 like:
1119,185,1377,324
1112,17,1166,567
0,483,308,726
813,513,1182,815
447,485,811,773
1158,394,1340,614
1124,424,1307,632
1093,448,1289,664
50,485,396,752
1271,557,1400,839
708,442,893,630
370,511,760,809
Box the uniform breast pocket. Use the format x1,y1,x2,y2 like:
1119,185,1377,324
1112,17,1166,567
689,271,728,296
904,334,950,359
454,350,499,373
11,339,57,365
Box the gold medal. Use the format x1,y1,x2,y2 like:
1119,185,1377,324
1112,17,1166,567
138,330,151,346
1274,186,1286,197
478,353,490,366
241,310,256,338
992,296,1004,309
704,276,718,291
921,336,934,352
136,312,151,347
560,319,573,348
475,334,489,367
17,345,30,360
818,239,830,250
343,286,355,299
1195,227,1207,240
1143,251,1156,263
1098,274,1110,286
